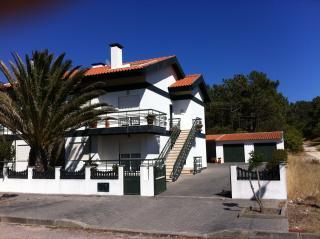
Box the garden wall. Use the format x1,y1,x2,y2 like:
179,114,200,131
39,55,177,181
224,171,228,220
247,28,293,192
230,164,287,200
0,166,124,196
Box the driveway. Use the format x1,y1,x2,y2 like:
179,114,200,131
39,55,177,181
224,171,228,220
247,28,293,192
161,163,231,198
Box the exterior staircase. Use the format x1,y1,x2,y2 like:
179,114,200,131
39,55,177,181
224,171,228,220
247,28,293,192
157,118,202,182
165,130,191,180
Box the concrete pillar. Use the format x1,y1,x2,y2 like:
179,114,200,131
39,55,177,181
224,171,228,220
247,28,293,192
85,167,91,180
230,166,237,198
55,167,61,180
27,167,33,180
279,164,287,199
140,165,154,196
118,165,124,195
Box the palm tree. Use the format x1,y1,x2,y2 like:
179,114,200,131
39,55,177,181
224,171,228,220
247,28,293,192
0,50,114,171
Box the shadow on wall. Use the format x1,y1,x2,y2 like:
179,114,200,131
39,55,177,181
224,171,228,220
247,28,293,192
64,137,90,171
250,180,270,200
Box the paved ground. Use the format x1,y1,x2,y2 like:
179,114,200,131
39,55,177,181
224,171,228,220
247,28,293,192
0,193,288,235
0,222,186,239
162,164,231,198
1,222,318,239
0,164,290,236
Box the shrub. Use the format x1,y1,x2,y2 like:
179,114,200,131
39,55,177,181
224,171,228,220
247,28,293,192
112,164,118,172
312,122,320,138
270,149,288,166
248,151,263,171
0,140,15,169
284,126,303,153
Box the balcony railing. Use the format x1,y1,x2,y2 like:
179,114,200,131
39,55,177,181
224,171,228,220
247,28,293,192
0,109,168,136
93,109,167,128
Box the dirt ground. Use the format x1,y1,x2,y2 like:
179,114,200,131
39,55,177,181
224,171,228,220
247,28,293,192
287,152,320,233
288,198,320,234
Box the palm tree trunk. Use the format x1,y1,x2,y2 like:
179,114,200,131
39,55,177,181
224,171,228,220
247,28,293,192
32,147,48,172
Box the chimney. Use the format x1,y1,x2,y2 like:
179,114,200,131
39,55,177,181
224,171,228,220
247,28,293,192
110,43,127,69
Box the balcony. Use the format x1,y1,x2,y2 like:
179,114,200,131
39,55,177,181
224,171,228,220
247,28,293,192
71,109,168,136
0,109,169,138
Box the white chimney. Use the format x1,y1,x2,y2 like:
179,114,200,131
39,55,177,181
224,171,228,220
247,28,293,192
110,43,130,69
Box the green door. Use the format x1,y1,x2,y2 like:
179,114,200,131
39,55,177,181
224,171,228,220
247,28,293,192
254,143,276,162
223,144,245,162
124,171,140,195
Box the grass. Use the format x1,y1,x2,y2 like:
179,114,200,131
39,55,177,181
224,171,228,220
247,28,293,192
287,153,320,201
286,153,320,233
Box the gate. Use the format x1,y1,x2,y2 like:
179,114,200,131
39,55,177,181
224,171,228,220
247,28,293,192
121,160,141,195
124,170,140,195
154,164,166,195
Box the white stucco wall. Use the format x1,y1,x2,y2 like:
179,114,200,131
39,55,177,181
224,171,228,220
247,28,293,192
13,140,29,171
145,65,177,92
0,166,124,196
231,164,287,199
140,165,154,196
215,139,285,163
172,99,205,132
185,137,207,169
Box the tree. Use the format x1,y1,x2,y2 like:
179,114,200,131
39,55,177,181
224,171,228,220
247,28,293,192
205,71,289,133
248,151,264,213
0,50,114,171
0,139,14,169
284,126,304,152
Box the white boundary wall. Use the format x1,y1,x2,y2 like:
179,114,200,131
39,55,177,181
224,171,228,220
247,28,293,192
0,165,158,197
230,164,287,200
0,166,124,196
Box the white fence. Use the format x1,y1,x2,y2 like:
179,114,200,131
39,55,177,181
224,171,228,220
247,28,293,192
230,164,287,200
0,166,156,196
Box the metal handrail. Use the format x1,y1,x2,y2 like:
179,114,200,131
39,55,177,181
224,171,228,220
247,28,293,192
158,120,181,160
170,118,202,182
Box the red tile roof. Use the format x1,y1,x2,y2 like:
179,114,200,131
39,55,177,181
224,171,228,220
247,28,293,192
169,74,201,88
206,134,224,141
206,131,283,142
85,55,176,76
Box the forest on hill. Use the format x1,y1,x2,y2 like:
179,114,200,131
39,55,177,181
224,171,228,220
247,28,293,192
205,71,320,152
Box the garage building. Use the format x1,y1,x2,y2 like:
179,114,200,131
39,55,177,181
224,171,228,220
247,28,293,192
206,131,284,163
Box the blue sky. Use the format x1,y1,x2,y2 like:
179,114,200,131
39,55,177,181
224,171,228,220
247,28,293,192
0,0,319,102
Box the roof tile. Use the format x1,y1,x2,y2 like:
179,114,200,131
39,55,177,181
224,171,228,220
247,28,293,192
206,131,283,142
169,74,201,88
85,55,175,76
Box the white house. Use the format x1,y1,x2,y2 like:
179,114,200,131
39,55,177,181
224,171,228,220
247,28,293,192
1,43,210,184
206,131,284,163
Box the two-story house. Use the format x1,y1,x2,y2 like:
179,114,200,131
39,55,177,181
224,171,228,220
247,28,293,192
3,43,210,182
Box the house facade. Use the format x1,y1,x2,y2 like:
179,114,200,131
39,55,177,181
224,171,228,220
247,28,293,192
1,43,209,182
